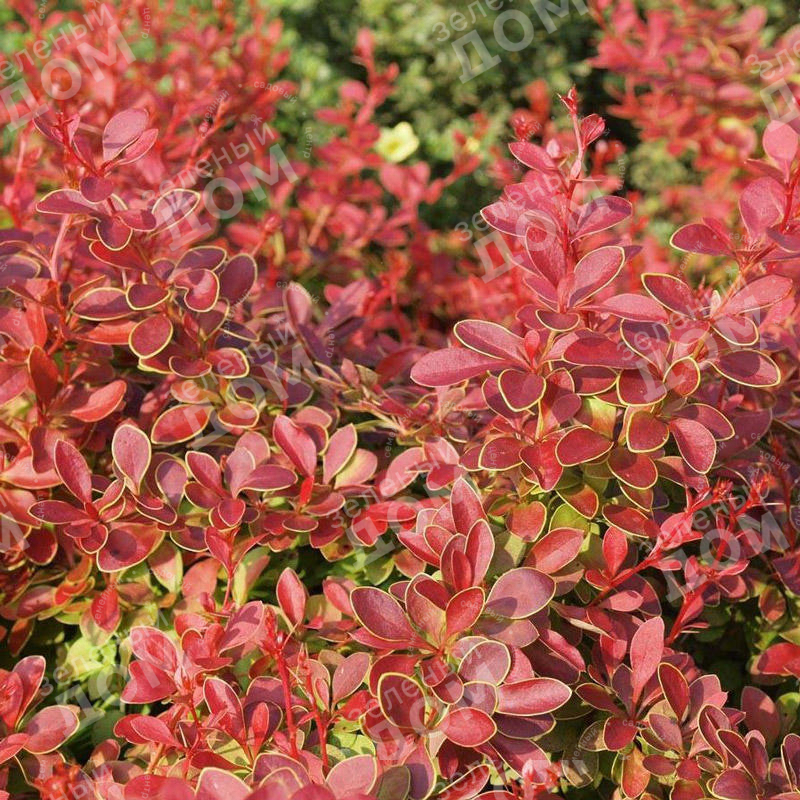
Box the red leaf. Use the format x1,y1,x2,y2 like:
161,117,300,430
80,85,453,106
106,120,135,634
445,586,484,638
273,416,318,477
151,404,212,444
378,673,425,730
669,417,716,474
54,440,92,503
22,706,78,753
497,678,570,716
485,568,554,619
630,616,664,704
112,423,151,491
411,348,503,387
440,707,496,747
569,246,625,303
351,587,417,644
453,320,527,361
670,223,730,255
276,568,308,627
642,273,697,315
556,427,612,466
103,108,148,162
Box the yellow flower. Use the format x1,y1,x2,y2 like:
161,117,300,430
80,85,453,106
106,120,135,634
376,122,419,162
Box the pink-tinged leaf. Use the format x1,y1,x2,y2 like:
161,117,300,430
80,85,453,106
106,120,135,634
740,687,781,746
459,641,510,685
204,678,245,741
195,769,249,800
497,678,570,716
630,616,664,704
556,427,612,467
439,765,491,800
332,653,370,703
29,500,90,524
80,176,114,203
239,464,296,492
602,527,629,577
451,477,485,534
0,363,29,406
445,586,484,639
604,715,637,751
324,424,357,484
725,275,793,314
713,350,780,387
114,714,178,747
627,410,669,452
378,673,425,731
570,246,625,304
764,121,798,169
673,404,734,440
327,754,379,798
711,770,758,800
739,177,784,240
121,661,174,703
273,416,317,477
440,707,496,747
574,197,632,238
103,108,148,162
112,423,151,491
665,357,701,397
123,775,194,800
97,525,163,572
186,451,224,493
453,320,526,362
351,587,417,643
497,370,545,411
22,706,79,753
127,284,169,310
508,141,556,171
669,418,716,474
608,448,657,490
596,293,668,322
411,348,503,387
527,527,584,573
91,586,120,632
508,502,546,542
277,568,308,627
151,404,212,444
479,437,523,470
658,662,689,721
670,223,730,255
179,269,220,312
37,189,98,216
149,542,183,594
28,346,59,406
117,128,159,166
485,568,554,619
54,440,92,503
564,333,638,368
219,254,257,305
0,733,28,764
621,746,650,798
151,189,200,230
641,273,697,317
68,380,127,422
130,315,173,358
754,642,800,677
73,287,131,320
618,368,667,405
11,655,46,720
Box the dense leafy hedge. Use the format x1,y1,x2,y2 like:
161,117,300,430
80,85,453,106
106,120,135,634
0,1,799,799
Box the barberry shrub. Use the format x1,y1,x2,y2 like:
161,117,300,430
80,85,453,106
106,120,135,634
0,3,799,800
